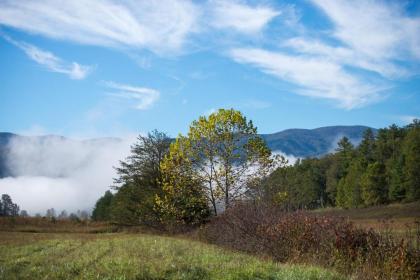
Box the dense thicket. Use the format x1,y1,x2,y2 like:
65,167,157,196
262,120,420,209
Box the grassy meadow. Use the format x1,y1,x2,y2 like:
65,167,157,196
0,232,345,280
0,202,419,279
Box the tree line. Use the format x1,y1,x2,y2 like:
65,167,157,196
92,109,420,225
92,109,277,226
0,193,90,220
262,120,420,209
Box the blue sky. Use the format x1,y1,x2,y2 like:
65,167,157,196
1,0,420,138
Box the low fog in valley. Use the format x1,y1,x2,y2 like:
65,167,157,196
0,135,134,214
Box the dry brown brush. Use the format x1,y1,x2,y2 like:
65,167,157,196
200,203,420,279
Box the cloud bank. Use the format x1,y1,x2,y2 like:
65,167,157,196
0,135,133,214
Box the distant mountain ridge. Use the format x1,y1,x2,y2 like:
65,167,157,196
0,125,374,178
261,125,375,157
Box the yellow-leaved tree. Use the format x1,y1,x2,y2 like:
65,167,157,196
156,109,277,223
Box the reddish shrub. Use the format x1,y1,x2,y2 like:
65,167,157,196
200,202,420,279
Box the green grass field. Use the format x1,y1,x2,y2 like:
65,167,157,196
0,232,346,280
1,202,418,279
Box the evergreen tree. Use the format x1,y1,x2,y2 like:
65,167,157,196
336,137,354,162
293,159,325,208
332,137,355,207
336,159,364,208
358,128,376,164
361,162,387,206
388,155,406,201
402,121,420,201
325,155,340,206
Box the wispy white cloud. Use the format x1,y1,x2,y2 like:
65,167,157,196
0,0,417,110
307,0,420,77
230,48,384,109
208,0,279,34
104,81,160,110
311,0,420,60
0,0,281,54
0,0,200,54
228,0,419,109
283,37,408,79
3,35,91,79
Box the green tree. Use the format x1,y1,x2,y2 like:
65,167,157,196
156,138,210,225
92,190,114,221
402,120,420,201
260,163,296,210
290,158,326,209
361,162,387,206
336,137,354,168
388,155,406,202
160,109,274,216
336,159,364,208
115,130,171,190
111,130,171,225
358,128,376,164
325,154,340,206
330,137,354,207
110,183,145,225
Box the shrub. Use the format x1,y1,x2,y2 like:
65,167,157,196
200,202,420,279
